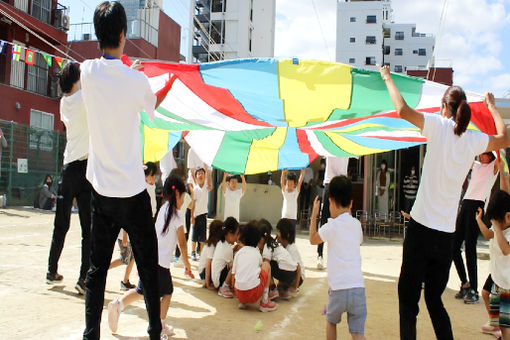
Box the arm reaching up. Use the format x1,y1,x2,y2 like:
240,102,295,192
484,93,510,152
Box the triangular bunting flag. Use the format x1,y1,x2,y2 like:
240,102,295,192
41,53,52,67
11,44,21,61
25,49,35,66
54,57,64,68
0,41,6,54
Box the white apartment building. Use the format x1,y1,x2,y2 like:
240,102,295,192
191,0,275,62
336,0,434,73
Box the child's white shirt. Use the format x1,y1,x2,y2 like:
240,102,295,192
211,241,233,288
223,187,243,220
262,244,297,272
319,212,364,290
198,243,216,274
60,90,88,165
146,182,157,217
489,227,510,289
232,246,262,291
286,243,305,280
193,184,209,217
282,189,299,219
155,202,182,269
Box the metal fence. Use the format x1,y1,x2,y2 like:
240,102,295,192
0,119,65,206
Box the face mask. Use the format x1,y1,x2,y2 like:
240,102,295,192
381,164,386,170
411,170,415,176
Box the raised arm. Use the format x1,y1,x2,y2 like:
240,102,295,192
379,65,424,130
485,93,510,152
297,169,305,193
221,172,228,194
205,164,212,192
281,169,287,188
240,175,247,195
309,196,324,245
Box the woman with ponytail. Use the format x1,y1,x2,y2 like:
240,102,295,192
379,65,510,340
107,175,193,337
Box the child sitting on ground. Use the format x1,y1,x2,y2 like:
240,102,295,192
277,218,306,289
232,221,277,312
198,219,222,289
211,217,239,298
259,219,301,300
222,173,247,220
309,175,366,340
108,175,193,337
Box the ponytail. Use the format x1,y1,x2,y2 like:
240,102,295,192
162,175,185,235
454,100,471,136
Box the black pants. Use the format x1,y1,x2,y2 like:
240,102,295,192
175,208,191,258
404,197,415,214
83,189,161,340
399,218,454,340
452,199,484,292
47,159,91,280
318,184,330,257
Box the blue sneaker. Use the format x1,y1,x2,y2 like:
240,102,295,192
174,256,179,263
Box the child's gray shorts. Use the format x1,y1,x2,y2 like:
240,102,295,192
327,287,367,334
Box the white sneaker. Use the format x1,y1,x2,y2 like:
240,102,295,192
107,299,121,334
317,256,324,269
161,323,175,336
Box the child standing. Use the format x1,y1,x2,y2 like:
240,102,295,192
191,167,212,261
222,173,247,220
108,175,193,337
277,218,306,288
281,169,305,230
198,220,222,289
309,175,366,340
81,2,171,338
211,217,239,298
233,221,277,312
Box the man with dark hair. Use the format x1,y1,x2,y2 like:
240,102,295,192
81,2,172,339
46,61,92,297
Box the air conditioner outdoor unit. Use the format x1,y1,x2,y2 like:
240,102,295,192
62,15,70,31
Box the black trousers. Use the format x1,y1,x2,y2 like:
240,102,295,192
83,189,161,340
452,199,484,292
399,218,454,340
47,159,91,280
318,184,330,257
403,197,415,214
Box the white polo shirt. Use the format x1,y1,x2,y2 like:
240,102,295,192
224,188,243,220
81,57,156,197
464,160,497,202
155,203,183,269
410,113,489,233
232,246,262,291
193,184,209,217
60,90,88,165
282,189,299,219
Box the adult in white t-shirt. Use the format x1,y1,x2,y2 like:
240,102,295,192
452,152,498,302
280,169,305,229
380,65,509,340
221,173,247,221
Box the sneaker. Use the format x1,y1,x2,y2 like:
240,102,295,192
317,256,324,269
481,321,500,334
238,303,247,309
46,272,63,283
464,289,479,304
268,288,279,300
280,290,293,300
174,256,180,263
107,299,121,334
161,323,175,336
455,284,470,299
218,284,234,298
259,299,277,312
75,278,86,295
120,280,136,291
191,252,197,261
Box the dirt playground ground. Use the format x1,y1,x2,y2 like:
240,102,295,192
0,207,495,339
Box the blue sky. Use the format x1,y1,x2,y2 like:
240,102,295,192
61,0,510,97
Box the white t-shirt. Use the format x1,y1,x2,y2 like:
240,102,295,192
146,182,157,217
60,90,89,165
211,241,233,288
410,113,489,232
198,243,216,274
318,212,364,290
224,188,243,220
262,244,298,272
324,157,349,185
282,189,299,219
232,246,262,291
286,243,305,280
489,227,510,289
155,203,183,269
464,160,497,202
193,184,209,217
179,192,192,217
81,57,156,198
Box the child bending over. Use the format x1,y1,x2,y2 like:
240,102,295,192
198,219,222,289
277,218,306,287
211,217,239,298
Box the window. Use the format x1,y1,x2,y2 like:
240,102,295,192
365,36,376,44
210,20,224,44
366,15,376,24
394,65,403,73
383,45,390,55
394,48,403,56
30,109,54,151
14,0,29,12
350,17,356,22
418,48,426,56
27,53,49,96
365,57,376,66
350,37,355,43
211,0,226,12
31,0,51,24
349,58,355,64
395,31,404,40
413,50,418,54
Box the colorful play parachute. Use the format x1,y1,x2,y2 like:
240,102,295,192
133,57,498,175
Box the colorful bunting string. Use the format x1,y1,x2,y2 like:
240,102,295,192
25,49,35,66
0,39,71,67
11,44,21,61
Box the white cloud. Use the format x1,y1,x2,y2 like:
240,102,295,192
484,73,510,96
